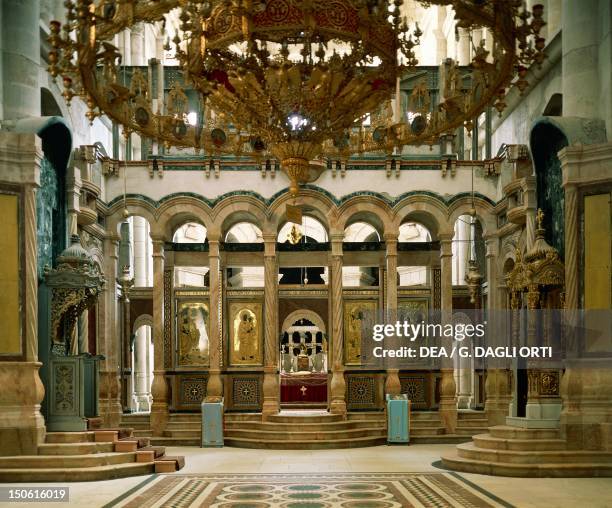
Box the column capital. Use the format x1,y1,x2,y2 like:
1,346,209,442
484,235,499,257
208,239,220,257
331,239,344,257
262,232,277,243
439,236,453,257
330,232,344,243
207,229,222,243
151,238,165,257
384,232,398,255
263,234,277,256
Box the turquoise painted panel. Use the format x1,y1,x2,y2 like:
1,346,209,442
201,398,224,447
387,394,410,443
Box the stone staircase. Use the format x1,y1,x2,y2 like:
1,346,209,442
120,413,154,438
0,428,184,482
121,409,488,449
121,410,487,449
408,410,487,444
225,412,387,449
441,425,612,477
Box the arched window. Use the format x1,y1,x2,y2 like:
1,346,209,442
225,222,264,287
398,222,431,286
173,222,209,287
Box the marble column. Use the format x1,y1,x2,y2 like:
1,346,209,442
99,234,123,428
456,28,471,66
78,310,89,354
329,235,347,417
205,238,223,401
1,0,40,120
562,0,599,119
133,216,151,411
150,239,168,435
262,235,280,419
483,236,512,425
438,234,457,433
523,285,561,420
384,233,401,396
0,133,45,455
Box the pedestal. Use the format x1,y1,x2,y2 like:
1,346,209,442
0,362,45,456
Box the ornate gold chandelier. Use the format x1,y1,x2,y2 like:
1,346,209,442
49,0,545,195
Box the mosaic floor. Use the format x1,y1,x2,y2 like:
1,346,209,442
105,473,511,508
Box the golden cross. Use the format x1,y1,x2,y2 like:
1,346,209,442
300,385,307,396
536,208,545,229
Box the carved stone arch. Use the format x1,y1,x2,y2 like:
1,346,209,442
133,313,153,335
447,197,497,238
281,309,326,334
155,197,214,240
211,195,268,240
337,197,393,238
269,188,337,235
106,198,157,236
392,195,451,240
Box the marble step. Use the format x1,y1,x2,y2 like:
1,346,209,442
149,437,200,447
472,434,567,451
225,435,387,449
163,429,201,438
139,446,166,459
119,422,151,430
455,427,489,436
0,452,138,469
347,413,386,421
267,414,344,424
456,442,612,464
225,420,385,432
281,403,327,410
167,415,202,422
408,418,441,426
0,462,154,482
457,411,487,420
410,427,445,436
45,432,96,443
224,413,264,422
456,419,489,427
225,427,386,441
489,425,560,440
38,442,115,455
166,422,201,430
441,451,612,478
132,430,153,437
121,414,150,421
410,412,442,421
411,435,473,444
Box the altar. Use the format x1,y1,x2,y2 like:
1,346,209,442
280,373,328,404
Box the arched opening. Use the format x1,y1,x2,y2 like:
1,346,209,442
398,222,431,286
34,118,72,422
225,222,264,288
278,216,328,285
343,221,381,287
118,215,153,287
530,121,568,258
452,215,486,288
279,311,328,408
131,321,153,413
173,222,209,287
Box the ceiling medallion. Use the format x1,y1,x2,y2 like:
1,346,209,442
49,0,545,195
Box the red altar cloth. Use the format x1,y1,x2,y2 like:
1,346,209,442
280,373,328,403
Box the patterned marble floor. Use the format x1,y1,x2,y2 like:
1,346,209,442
105,472,510,508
